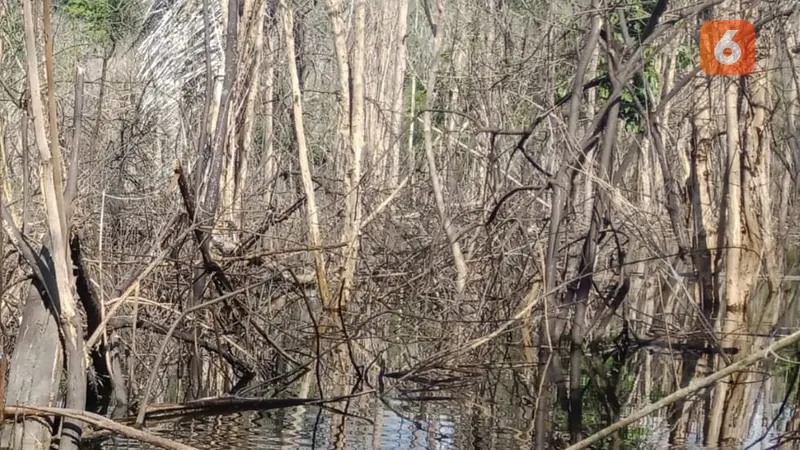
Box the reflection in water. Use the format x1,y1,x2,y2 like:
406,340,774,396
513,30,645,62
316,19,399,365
101,406,448,450
99,345,800,450
100,400,503,450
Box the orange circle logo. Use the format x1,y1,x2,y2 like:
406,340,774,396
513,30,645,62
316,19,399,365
700,20,756,76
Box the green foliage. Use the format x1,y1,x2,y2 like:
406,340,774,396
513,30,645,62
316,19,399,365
550,0,666,133
650,386,666,402
623,425,651,448
676,44,696,70
404,74,446,149
643,62,659,91
0,5,24,66
609,0,656,44
555,83,570,103
309,143,327,166
596,61,657,134
58,0,141,44
595,0,665,133
578,354,652,449
406,75,427,117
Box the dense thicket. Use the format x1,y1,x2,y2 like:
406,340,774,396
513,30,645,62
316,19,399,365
1,0,799,448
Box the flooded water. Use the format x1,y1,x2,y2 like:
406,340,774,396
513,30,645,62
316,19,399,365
102,402,490,449
96,399,798,450
94,346,800,450
88,276,800,450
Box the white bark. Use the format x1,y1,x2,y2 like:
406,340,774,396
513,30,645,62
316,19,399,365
338,0,367,309
389,0,410,187
280,0,331,305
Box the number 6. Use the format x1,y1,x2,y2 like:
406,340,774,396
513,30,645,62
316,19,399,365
715,30,741,65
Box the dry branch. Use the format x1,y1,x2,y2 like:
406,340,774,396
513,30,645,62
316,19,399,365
86,225,193,349
135,277,277,426
3,406,197,450
108,318,253,377
174,161,234,293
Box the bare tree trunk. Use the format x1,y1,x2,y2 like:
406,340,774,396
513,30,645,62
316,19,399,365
221,0,264,234
389,0,409,187
0,163,5,425
89,43,113,159
689,76,718,326
199,0,239,225
0,122,10,209
0,280,62,449
581,43,600,225
65,67,84,222
234,0,267,229
707,75,743,447
21,102,30,234
188,0,240,401
43,0,67,244
188,0,217,401
543,0,602,347
204,0,228,167
280,0,330,306
718,37,772,447
421,0,468,293
324,0,351,187
18,0,87,448
569,22,621,443
339,0,366,311
407,74,417,191
263,23,277,195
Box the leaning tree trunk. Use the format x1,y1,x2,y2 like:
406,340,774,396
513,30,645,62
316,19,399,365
187,0,239,401
566,6,604,443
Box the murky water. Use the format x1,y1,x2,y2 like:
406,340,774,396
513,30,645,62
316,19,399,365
101,402,489,449
95,347,800,450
